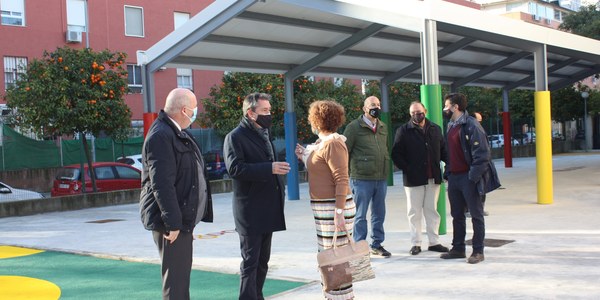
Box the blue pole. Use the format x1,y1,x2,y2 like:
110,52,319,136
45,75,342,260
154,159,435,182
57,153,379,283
284,112,299,200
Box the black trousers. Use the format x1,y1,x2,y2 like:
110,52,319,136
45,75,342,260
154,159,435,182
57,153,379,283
447,173,485,254
238,232,273,300
153,230,193,300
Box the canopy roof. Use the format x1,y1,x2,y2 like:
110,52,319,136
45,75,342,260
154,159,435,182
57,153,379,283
139,0,600,93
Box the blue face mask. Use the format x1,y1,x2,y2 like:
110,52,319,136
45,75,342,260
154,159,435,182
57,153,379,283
186,107,197,124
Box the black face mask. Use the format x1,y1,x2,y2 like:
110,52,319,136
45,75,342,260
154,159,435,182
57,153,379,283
368,107,381,119
411,112,425,124
255,114,272,128
442,109,453,120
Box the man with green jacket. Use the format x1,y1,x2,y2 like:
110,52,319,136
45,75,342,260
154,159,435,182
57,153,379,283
343,96,392,258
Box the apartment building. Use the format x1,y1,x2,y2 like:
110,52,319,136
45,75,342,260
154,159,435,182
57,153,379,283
1,0,223,122
472,0,575,28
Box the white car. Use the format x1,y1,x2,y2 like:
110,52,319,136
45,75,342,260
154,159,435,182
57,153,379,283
116,154,143,171
0,181,45,202
488,134,520,148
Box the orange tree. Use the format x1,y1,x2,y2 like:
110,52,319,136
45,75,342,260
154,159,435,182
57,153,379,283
4,47,131,191
200,72,363,143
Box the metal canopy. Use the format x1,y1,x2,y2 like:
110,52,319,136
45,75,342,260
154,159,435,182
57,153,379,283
139,0,600,106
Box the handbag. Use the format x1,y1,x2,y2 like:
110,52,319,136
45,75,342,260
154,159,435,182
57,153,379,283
317,231,375,291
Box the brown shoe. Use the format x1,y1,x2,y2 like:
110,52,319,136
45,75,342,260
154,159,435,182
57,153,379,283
467,253,485,264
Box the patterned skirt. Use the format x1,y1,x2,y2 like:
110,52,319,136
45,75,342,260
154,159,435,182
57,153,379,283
311,197,356,300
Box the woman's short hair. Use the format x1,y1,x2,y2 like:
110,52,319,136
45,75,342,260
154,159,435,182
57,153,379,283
308,100,346,133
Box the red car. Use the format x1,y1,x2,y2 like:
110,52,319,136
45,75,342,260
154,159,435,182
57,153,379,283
51,162,141,197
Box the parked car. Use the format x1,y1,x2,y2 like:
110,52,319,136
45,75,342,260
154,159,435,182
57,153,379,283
0,181,44,202
488,134,520,148
116,154,143,171
51,162,141,197
514,132,536,144
203,150,229,180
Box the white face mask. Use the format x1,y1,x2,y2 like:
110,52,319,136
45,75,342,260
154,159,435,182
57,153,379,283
184,107,197,124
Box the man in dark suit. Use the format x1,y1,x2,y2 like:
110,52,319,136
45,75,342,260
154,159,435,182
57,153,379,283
140,88,213,300
223,92,290,300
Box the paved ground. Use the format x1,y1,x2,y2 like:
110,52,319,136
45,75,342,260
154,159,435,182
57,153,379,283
1,153,600,299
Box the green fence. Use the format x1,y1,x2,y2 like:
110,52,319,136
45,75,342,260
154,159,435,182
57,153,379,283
0,125,227,171
0,125,143,171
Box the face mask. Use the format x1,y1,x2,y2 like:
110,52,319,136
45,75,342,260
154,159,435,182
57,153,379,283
411,112,425,124
442,108,453,120
255,114,272,128
185,107,197,124
311,126,319,135
368,107,381,119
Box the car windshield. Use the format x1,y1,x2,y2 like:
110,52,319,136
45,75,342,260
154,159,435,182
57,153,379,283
56,168,80,181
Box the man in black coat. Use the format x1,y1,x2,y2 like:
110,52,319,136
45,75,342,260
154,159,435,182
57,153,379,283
140,88,213,300
223,92,289,300
391,101,449,256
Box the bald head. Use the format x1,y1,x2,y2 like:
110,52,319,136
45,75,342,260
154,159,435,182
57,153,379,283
409,101,426,113
363,96,381,121
364,96,380,108
164,88,197,128
164,88,196,116
474,112,482,123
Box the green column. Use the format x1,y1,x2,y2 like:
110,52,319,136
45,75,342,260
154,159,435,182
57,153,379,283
421,84,446,235
380,111,394,186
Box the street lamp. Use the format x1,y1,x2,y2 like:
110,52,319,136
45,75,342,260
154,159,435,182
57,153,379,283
581,91,589,151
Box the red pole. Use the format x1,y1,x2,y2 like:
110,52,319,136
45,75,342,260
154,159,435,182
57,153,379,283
502,111,513,168
143,112,158,138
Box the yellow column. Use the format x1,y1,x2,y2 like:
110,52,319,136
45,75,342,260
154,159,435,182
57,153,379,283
534,91,553,204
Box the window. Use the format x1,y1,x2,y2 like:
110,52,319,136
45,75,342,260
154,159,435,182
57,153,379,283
554,9,562,21
124,6,143,37
174,12,190,30
95,167,115,180
4,56,27,90
1,0,25,26
177,68,193,90
127,64,142,93
333,77,344,87
67,0,86,32
115,166,140,179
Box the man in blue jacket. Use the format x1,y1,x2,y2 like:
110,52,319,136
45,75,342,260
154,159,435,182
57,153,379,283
140,88,213,299
440,93,499,264
224,92,289,300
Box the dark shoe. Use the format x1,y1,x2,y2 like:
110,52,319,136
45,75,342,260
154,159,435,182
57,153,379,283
467,253,485,264
371,246,392,258
440,248,466,259
409,246,421,255
428,244,449,252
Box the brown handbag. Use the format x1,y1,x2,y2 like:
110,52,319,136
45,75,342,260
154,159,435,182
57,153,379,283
317,231,375,291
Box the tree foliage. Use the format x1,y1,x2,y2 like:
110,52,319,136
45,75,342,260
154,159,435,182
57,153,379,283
363,81,421,125
199,73,363,143
559,5,600,40
4,47,132,192
4,47,131,140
